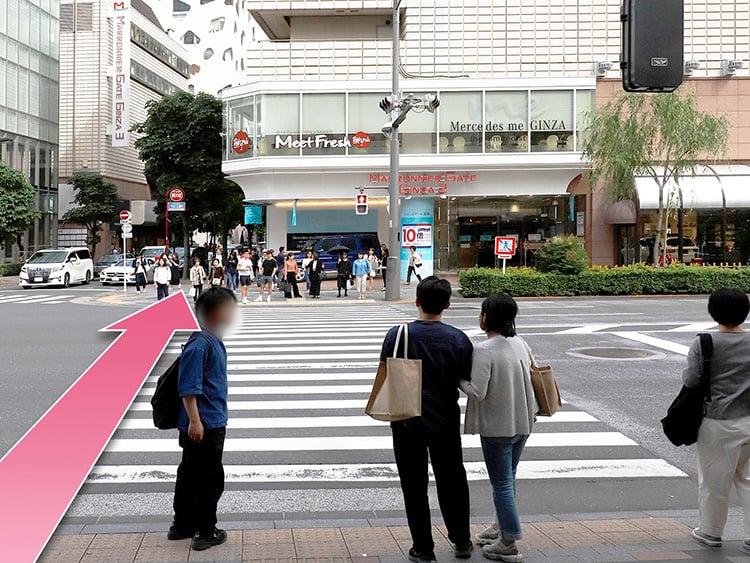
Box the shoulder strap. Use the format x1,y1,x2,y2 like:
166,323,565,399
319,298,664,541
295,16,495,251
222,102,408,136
698,333,712,399
392,323,408,359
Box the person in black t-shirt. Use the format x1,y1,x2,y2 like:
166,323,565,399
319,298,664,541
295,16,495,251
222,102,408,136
379,276,474,562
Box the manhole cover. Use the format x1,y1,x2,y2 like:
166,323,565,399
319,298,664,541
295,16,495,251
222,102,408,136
566,347,665,360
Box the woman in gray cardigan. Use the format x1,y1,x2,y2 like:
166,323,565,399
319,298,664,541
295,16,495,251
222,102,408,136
461,293,536,562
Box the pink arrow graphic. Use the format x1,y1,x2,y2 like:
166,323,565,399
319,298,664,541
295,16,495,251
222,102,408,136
0,292,200,562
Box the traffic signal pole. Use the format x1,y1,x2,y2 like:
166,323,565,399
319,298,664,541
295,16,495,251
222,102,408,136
385,0,401,302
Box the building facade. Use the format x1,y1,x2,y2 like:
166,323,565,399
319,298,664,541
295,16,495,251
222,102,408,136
223,0,750,270
0,0,61,260
58,0,189,255
146,0,258,94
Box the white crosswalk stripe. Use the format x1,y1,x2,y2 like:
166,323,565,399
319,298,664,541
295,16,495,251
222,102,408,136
0,292,75,304
88,305,687,498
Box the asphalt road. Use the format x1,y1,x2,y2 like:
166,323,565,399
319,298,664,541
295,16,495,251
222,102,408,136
0,284,724,527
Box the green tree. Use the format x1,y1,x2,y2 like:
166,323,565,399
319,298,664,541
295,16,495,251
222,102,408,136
132,92,244,272
582,92,728,264
535,235,589,275
62,171,119,253
0,162,39,257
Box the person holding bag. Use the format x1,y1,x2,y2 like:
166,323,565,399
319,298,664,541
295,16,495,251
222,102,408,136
376,276,474,562
209,259,225,287
681,288,750,553
460,293,536,562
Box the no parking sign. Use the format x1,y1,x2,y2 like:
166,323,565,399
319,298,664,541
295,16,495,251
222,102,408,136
401,224,432,248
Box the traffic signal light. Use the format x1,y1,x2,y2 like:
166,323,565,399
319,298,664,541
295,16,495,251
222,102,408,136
355,194,369,215
621,0,684,93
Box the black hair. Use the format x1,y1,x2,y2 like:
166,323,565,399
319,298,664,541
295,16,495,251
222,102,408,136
410,245,417,251
481,293,518,337
416,276,452,315
707,288,750,326
195,286,237,322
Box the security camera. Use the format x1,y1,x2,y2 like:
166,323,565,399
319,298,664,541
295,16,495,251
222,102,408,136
381,122,393,139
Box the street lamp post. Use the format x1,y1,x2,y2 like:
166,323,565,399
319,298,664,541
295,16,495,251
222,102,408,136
385,0,401,302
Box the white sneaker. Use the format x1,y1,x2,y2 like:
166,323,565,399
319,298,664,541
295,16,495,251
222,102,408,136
242,298,248,304
483,539,523,562
254,296,263,302
266,295,272,302
476,525,500,546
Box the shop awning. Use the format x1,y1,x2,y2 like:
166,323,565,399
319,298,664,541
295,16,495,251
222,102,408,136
604,199,637,224
635,164,750,210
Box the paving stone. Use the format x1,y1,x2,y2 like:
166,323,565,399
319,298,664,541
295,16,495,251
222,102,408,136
599,531,662,545
387,526,412,541
522,524,562,549
532,521,607,548
243,559,296,563
341,527,402,557
135,532,191,562
579,520,642,533
38,534,95,563
629,518,692,533
243,543,297,558
80,533,144,563
293,528,345,544
244,529,295,544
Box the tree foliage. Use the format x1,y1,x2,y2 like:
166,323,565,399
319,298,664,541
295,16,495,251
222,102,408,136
535,235,589,275
582,92,729,264
132,92,244,243
0,162,39,252
62,171,119,252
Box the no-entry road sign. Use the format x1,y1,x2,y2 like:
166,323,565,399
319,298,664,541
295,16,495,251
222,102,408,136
119,210,131,222
168,187,186,202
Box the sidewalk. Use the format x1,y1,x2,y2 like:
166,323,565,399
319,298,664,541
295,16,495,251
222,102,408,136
40,512,749,562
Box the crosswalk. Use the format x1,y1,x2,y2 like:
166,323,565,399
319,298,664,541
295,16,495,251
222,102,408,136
0,291,76,305
85,305,686,508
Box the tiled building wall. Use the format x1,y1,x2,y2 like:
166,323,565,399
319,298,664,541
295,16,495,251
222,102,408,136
245,0,750,81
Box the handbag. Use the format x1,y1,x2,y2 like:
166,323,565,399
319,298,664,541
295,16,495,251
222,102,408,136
522,339,561,417
661,334,712,447
365,323,423,422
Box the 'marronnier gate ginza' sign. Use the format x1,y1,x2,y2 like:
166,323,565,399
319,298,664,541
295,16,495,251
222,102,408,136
369,172,478,196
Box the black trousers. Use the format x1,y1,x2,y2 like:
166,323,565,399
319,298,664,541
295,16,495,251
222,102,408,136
135,273,147,291
173,427,226,535
392,422,471,552
157,283,169,300
285,272,301,298
407,265,422,283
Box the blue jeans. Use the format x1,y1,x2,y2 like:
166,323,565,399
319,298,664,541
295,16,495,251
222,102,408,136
226,270,238,291
481,435,528,541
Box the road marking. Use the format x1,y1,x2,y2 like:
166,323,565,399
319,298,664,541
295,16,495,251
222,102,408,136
138,384,376,396
611,332,690,355
556,324,621,334
668,322,716,332
119,411,597,430
87,458,685,484
166,344,384,354
128,398,442,411
146,372,377,383
106,432,636,453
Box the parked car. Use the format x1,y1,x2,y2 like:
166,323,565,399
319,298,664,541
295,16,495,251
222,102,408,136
294,233,382,279
100,257,156,285
19,247,94,288
94,253,125,278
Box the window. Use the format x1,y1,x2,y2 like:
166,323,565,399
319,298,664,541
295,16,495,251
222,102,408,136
209,17,225,32
484,91,528,152
200,0,215,4
257,94,300,156
575,89,595,151
173,0,190,13
182,30,200,45
399,93,437,155
347,93,389,155
130,61,182,96
131,23,190,77
530,90,574,152
203,48,214,59
301,93,346,155
222,48,233,61
59,2,92,33
439,91,482,153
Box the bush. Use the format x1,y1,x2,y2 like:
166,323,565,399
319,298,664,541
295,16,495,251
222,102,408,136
535,236,589,275
459,264,750,298
0,262,22,276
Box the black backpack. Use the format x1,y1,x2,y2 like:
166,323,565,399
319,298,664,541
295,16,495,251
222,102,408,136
661,333,713,447
151,333,208,430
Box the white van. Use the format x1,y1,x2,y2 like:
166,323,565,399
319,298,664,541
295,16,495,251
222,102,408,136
19,247,95,288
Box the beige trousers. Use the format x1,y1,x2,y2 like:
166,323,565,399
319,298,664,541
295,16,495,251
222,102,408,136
696,415,750,537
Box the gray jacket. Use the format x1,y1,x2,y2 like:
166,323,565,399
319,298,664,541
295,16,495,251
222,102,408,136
461,335,537,438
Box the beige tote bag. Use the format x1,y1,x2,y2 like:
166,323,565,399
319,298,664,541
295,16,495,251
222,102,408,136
365,323,422,422
522,339,562,417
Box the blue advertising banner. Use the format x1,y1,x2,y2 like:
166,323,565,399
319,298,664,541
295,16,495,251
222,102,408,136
400,198,434,281
244,205,263,225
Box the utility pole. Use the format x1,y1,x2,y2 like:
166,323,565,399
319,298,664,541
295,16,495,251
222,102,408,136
385,0,401,302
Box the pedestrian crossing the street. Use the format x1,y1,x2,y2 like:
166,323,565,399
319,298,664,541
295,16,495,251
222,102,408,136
85,305,686,508
0,292,76,305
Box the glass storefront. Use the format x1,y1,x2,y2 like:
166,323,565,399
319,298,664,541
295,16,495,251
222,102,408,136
224,87,594,160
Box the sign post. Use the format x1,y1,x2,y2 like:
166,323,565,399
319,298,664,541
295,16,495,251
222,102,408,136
165,188,186,251
119,210,132,293
494,236,518,274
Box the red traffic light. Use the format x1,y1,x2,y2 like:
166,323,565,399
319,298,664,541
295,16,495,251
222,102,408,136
355,194,369,215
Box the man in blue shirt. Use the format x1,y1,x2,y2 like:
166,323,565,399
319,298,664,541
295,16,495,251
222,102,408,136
380,277,474,562
169,287,237,551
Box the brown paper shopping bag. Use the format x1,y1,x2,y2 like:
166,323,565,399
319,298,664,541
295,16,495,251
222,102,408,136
365,323,422,422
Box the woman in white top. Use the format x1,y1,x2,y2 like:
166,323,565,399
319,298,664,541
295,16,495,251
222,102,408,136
461,293,536,563
153,257,172,301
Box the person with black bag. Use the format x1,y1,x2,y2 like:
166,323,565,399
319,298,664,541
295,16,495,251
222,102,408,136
678,288,750,553
168,287,237,552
